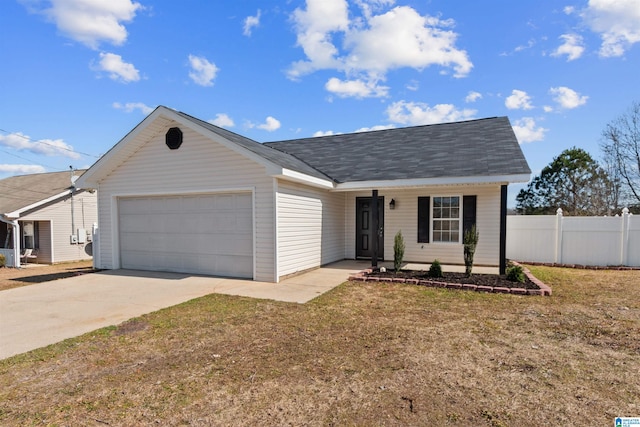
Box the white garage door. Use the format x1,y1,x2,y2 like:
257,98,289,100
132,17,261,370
118,193,253,278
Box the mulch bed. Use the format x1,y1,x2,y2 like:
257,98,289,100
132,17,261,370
371,270,539,289
349,262,552,296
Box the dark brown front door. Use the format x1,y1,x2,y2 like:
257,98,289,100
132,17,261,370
356,197,384,259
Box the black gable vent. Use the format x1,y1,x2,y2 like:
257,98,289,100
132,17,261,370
165,127,183,150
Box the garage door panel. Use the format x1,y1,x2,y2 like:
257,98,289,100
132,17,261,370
119,194,253,278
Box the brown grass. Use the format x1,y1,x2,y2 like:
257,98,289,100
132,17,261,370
0,266,639,426
0,260,94,291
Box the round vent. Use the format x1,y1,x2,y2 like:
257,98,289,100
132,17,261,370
165,127,183,150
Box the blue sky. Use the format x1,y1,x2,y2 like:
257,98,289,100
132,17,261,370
1,0,639,205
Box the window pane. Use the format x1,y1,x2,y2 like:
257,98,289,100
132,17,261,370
451,220,459,230
434,197,442,208
433,207,441,218
451,207,459,218
442,197,450,208
434,221,442,231
433,231,442,241
442,221,450,231
451,197,459,207
451,231,459,242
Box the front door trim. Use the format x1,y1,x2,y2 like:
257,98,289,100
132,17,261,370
355,196,384,260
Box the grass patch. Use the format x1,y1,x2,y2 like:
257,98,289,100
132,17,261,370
0,266,638,425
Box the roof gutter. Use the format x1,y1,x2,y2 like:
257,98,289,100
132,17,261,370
332,173,531,191
274,168,335,189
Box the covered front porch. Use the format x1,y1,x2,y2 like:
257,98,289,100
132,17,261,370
0,220,52,267
342,184,509,275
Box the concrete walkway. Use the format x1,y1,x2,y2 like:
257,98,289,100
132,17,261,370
0,261,365,360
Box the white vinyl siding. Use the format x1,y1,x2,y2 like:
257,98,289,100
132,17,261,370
96,120,275,281
20,190,97,263
276,180,345,279
345,184,501,266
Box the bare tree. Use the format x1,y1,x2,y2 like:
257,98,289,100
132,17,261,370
601,101,640,205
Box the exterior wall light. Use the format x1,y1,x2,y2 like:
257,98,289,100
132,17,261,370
389,199,396,210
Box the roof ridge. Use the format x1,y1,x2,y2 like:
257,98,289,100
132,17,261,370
266,116,505,145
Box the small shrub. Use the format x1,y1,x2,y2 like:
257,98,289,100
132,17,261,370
463,225,479,277
506,263,526,283
428,259,443,278
393,231,405,272
0,253,5,268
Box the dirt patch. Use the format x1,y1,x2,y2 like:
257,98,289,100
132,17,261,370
114,319,150,336
0,260,95,291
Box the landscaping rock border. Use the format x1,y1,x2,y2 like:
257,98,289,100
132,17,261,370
349,261,552,296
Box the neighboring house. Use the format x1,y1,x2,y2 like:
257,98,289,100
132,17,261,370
77,106,530,282
0,170,97,267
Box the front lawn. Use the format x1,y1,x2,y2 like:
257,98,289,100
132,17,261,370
0,266,638,425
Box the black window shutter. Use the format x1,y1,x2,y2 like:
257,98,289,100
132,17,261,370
463,195,477,235
418,196,430,243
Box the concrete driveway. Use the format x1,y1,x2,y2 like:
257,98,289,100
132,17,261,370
0,261,365,360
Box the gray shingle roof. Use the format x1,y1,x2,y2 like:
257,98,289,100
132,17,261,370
265,117,530,183
0,170,85,215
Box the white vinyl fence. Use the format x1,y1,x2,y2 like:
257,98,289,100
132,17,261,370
507,208,640,267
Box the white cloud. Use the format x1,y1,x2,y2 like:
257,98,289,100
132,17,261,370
465,91,482,103
0,164,47,175
243,9,261,36
406,80,419,91
514,39,536,52
112,101,153,115
25,0,142,49
549,86,588,109
325,77,389,98
354,124,395,132
95,52,140,83
512,117,547,143
0,132,80,159
288,0,472,97
343,6,473,77
288,0,349,79
505,89,534,110
564,6,576,15
551,34,585,61
386,101,476,125
208,113,235,128
256,116,281,131
582,0,640,57
188,55,218,87
313,130,338,137
543,105,554,113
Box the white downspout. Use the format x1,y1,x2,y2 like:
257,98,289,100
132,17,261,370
0,216,20,268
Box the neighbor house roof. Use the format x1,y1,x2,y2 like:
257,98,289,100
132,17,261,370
0,170,85,218
265,117,531,184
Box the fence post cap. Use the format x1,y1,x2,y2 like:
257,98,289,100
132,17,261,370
622,207,630,215
556,208,563,215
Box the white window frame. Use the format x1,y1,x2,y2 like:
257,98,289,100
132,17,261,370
431,195,462,244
